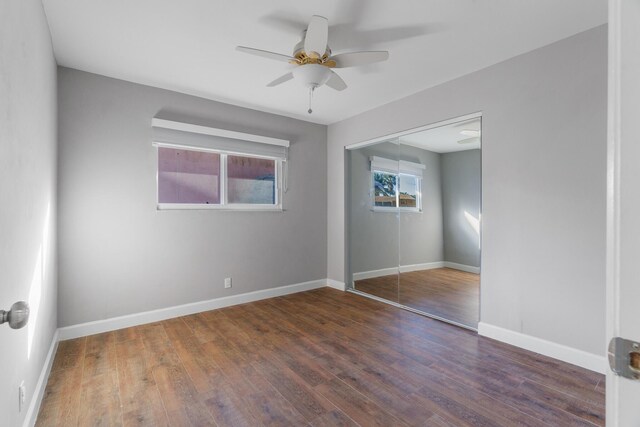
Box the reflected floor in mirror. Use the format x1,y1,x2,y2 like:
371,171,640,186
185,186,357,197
355,267,479,328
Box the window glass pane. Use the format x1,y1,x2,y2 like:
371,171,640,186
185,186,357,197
399,174,418,208
158,147,220,204
227,155,276,204
374,171,397,207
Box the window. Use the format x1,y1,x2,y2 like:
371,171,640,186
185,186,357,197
370,156,424,212
399,174,419,208
227,155,276,205
152,119,288,211
158,148,221,204
157,146,282,210
374,171,398,207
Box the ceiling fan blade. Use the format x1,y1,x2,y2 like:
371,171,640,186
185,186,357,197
304,15,328,58
326,70,347,91
328,24,438,51
236,46,294,63
267,72,294,87
331,51,389,68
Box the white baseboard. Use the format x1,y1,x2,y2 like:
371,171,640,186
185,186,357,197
353,262,445,281
58,279,328,340
326,279,346,291
400,262,445,273
353,266,398,281
23,329,59,427
443,261,480,274
478,322,606,374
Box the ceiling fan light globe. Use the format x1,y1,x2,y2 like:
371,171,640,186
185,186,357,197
292,64,332,89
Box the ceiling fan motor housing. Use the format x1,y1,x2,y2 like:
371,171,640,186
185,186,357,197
293,33,331,59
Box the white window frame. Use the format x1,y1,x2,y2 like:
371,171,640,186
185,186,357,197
370,156,424,213
156,145,284,211
372,170,423,213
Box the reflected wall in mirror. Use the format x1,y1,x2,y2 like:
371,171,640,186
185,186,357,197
347,140,399,302
399,117,481,328
347,115,481,329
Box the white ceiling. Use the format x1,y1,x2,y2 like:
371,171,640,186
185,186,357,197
401,118,481,153
42,0,607,125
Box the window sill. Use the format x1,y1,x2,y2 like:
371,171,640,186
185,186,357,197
157,203,283,212
371,207,422,214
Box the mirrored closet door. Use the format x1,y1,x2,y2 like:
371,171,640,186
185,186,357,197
347,138,399,303
347,115,481,329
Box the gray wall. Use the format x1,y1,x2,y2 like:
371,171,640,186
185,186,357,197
442,149,481,268
329,26,607,355
399,144,444,269
57,68,327,327
348,143,443,275
0,0,58,425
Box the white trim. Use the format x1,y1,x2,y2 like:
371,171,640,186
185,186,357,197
353,267,399,281
352,262,480,280
606,1,622,426
478,322,606,374
220,153,227,204
152,118,290,147
58,279,328,340
353,262,445,281
326,279,346,291
152,141,286,161
370,157,426,176
275,159,281,206
370,156,399,173
372,207,422,214
345,112,483,151
369,156,427,176
157,203,283,211
443,262,480,274
23,330,59,427
399,160,426,175
400,262,445,273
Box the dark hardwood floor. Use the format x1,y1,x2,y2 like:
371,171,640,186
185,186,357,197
36,288,604,426
355,268,480,327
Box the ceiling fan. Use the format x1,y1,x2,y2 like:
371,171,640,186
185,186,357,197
236,15,389,114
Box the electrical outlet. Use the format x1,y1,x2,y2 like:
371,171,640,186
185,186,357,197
224,277,232,289
18,381,25,413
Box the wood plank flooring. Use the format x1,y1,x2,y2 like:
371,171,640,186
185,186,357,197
355,268,479,328
36,288,604,426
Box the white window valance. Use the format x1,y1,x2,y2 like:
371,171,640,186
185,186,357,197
151,118,289,160
370,156,425,177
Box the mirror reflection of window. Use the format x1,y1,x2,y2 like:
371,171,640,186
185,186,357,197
374,171,397,207
371,159,423,212
399,174,418,208
347,115,481,330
